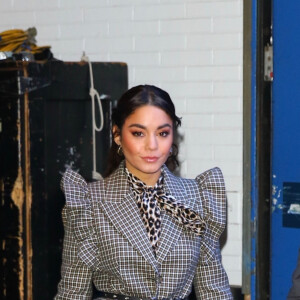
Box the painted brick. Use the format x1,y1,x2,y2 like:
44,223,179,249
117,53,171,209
60,0,108,8
129,77,161,89
12,0,59,10
60,23,108,39
110,52,160,66
225,270,242,286
37,25,60,40
36,9,83,25
187,129,241,145
46,39,84,54
0,11,35,26
185,145,214,160
186,1,241,18
160,50,212,66
213,113,243,129
215,161,242,177
213,81,242,97
135,67,185,82
163,82,212,98
186,160,241,178
75,52,109,62
215,145,243,161
172,98,186,114
184,161,222,179
59,53,89,61
181,113,213,128
225,176,243,193
226,224,242,242
213,49,243,65
187,33,240,50
110,0,159,5
109,20,159,36
223,224,243,244
85,36,133,53
135,35,185,51
227,192,242,223
84,6,132,22
222,255,242,271
160,18,212,34
186,98,241,114
133,4,185,21
213,16,243,33
222,240,242,256
186,66,240,81
0,1,13,11
223,256,242,285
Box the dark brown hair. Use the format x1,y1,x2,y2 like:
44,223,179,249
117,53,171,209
104,85,181,177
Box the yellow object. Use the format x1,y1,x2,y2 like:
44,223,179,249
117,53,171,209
0,27,50,54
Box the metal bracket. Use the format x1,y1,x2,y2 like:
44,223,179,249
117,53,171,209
264,44,273,81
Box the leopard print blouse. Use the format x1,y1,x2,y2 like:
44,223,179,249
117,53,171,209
125,168,206,253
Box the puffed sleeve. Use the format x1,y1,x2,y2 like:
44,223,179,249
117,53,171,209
193,167,233,300
55,169,99,300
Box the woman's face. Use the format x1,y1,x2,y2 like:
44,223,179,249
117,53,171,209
114,105,173,186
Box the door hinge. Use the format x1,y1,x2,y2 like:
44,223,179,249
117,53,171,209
264,44,273,81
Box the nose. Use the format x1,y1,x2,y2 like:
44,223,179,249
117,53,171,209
146,134,158,150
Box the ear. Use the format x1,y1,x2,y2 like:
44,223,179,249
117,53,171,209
113,125,121,145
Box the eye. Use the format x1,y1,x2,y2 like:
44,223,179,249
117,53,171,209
132,131,144,137
159,131,170,137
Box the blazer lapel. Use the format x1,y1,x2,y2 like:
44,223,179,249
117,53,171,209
156,166,188,263
96,163,158,271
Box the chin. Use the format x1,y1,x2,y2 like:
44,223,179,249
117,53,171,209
140,161,165,174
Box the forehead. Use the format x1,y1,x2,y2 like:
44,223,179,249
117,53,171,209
125,105,172,124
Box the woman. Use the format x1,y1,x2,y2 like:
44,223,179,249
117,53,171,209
55,85,233,299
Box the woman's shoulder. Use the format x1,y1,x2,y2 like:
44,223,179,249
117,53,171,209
60,169,100,268
61,168,90,208
194,167,225,193
163,165,224,187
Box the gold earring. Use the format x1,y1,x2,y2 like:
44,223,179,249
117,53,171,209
117,145,123,156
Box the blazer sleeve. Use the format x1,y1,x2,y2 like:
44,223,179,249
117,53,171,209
193,167,233,300
55,169,99,300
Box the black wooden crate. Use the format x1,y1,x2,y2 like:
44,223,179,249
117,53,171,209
0,60,128,300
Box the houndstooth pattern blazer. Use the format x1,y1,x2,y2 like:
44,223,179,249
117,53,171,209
55,161,233,300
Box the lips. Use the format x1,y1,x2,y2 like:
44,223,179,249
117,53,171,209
142,156,159,163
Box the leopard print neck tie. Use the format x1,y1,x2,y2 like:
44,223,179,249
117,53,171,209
125,168,206,253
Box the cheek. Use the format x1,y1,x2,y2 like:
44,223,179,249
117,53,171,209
161,138,173,154
121,133,139,154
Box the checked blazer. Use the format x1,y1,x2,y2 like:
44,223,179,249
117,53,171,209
55,161,233,300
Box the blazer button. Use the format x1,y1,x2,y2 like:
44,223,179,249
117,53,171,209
156,275,163,284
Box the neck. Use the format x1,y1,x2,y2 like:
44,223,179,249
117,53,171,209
125,166,161,187
141,173,160,187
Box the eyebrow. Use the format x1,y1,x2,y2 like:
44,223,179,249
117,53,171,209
128,123,172,130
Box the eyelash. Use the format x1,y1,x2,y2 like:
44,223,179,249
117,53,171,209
159,131,170,137
132,131,144,137
131,131,170,137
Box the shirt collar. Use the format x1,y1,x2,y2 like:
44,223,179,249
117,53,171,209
124,166,164,192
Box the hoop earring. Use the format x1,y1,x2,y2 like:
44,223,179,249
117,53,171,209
117,145,123,156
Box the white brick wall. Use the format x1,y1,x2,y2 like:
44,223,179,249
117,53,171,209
0,0,243,287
